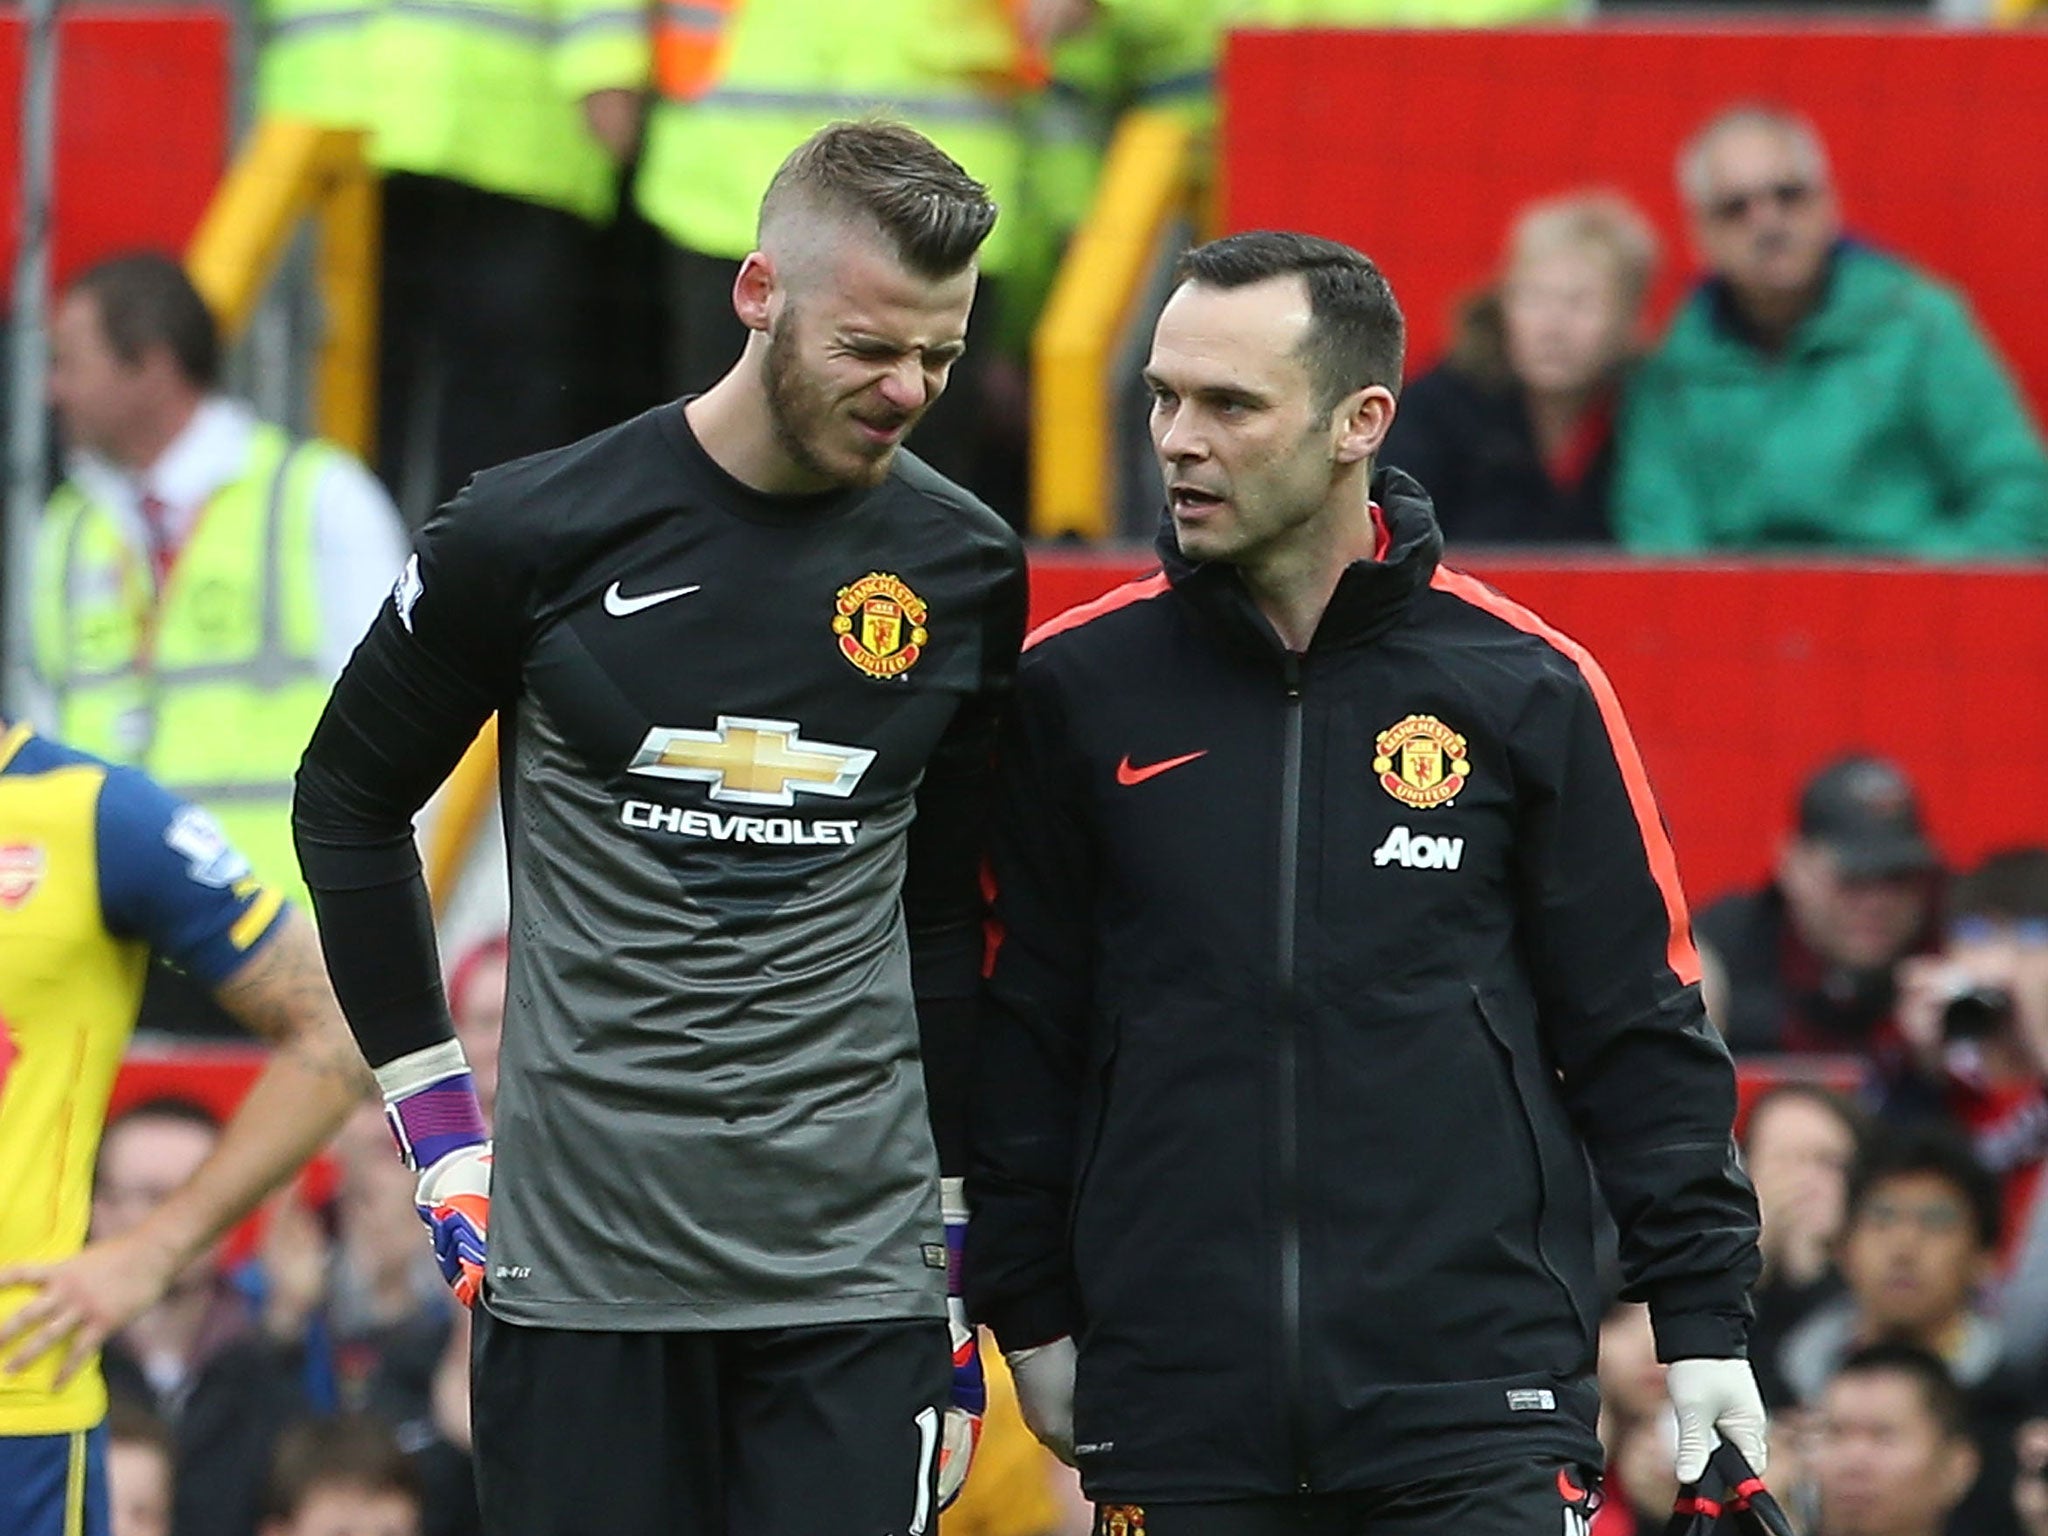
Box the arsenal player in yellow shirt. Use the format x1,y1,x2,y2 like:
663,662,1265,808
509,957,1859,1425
0,721,367,1536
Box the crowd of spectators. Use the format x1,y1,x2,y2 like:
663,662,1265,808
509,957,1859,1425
1380,104,2048,553
1581,747,2048,1534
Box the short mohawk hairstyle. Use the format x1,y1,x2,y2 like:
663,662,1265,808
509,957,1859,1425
760,120,998,279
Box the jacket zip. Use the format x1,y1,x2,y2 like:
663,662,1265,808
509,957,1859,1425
1276,650,1308,1493
1472,989,1579,1320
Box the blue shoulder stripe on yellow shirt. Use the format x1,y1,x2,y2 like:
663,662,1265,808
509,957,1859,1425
0,726,288,985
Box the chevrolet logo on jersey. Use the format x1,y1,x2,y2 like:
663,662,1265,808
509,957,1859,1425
627,717,875,808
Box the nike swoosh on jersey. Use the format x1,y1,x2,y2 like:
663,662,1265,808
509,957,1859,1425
1115,750,1208,786
604,581,702,617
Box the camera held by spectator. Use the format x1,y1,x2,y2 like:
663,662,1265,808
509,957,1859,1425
1885,850,2048,1254
1896,851,2048,1068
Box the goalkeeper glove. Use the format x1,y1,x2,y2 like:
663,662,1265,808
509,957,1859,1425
378,1040,492,1307
938,1178,986,1509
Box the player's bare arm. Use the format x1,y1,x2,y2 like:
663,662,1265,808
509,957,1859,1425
0,910,369,1385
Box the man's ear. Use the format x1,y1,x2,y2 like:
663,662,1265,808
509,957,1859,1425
134,339,189,395
732,252,777,334
1333,385,1397,466
1776,835,1816,893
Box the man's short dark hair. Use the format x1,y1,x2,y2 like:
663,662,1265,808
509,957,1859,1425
1172,231,1406,413
1847,1122,2001,1252
67,251,221,389
1741,1079,1867,1155
1950,847,2048,925
760,120,997,280
106,1094,223,1139
263,1414,422,1522
1831,1341,1970,1440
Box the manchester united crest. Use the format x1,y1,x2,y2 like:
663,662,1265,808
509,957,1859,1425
1373,714,1469,809
1097,1506,1147,1536
833,572,927,680
0,843,45,909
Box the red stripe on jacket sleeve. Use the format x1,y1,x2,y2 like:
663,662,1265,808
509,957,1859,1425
1025,571,1171,651
1430,566,1701,986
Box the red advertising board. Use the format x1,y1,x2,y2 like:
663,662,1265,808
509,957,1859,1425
1221,28,2048,418
0,7,229,293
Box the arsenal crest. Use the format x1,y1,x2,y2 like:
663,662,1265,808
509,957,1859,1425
0,843,45,908
1097,1506,1146,1536
1373,714,1469,809
833,572,927,680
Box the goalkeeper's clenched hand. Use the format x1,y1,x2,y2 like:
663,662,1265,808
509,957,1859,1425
415,1144,493,1306
939,1179,986,1508
378,1041,492,1307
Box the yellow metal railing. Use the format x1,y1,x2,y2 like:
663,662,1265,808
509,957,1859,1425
1030,110,1202,540
186,117,379,459
423,717,500,913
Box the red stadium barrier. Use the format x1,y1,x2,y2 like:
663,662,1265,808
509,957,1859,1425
114,1037,266,1123
0,6,230,291
1220,27,2048,417
112,1041,331,1265
1027,551,2048,909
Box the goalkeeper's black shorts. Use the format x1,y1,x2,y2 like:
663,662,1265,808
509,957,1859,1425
1088,1457,1604,1536
471,1304,950,1536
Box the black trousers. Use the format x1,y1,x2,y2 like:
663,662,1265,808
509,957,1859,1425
378,173,608,523
470,1306,950,1536
1090,1458,1602,1536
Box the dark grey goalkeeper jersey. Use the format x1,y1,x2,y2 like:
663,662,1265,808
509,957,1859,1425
296,404,1026,1331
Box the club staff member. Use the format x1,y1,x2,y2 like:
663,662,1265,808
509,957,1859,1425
968,230,1765,1534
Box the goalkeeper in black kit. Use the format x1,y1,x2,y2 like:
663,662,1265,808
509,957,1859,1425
291,122,1026,1536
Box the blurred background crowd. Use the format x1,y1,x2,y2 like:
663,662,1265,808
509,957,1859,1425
6,0,2048,1532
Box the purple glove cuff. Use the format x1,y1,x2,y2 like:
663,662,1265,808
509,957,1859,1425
386,1074,488,1171
945,1212,968,1298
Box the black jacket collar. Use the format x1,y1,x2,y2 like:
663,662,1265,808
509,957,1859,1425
1155,467,1444,661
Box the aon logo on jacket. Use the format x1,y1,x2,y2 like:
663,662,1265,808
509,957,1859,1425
1372,825,1464,871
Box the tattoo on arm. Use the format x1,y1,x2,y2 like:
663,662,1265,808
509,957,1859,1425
215,912,376,1094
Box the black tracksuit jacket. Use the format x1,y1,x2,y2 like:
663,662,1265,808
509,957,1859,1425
966,472,1759,1502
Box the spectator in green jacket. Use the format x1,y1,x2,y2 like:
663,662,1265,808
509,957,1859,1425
1614,103,2048,556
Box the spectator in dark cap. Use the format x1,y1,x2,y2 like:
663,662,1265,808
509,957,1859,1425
1698,753,1942,1056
